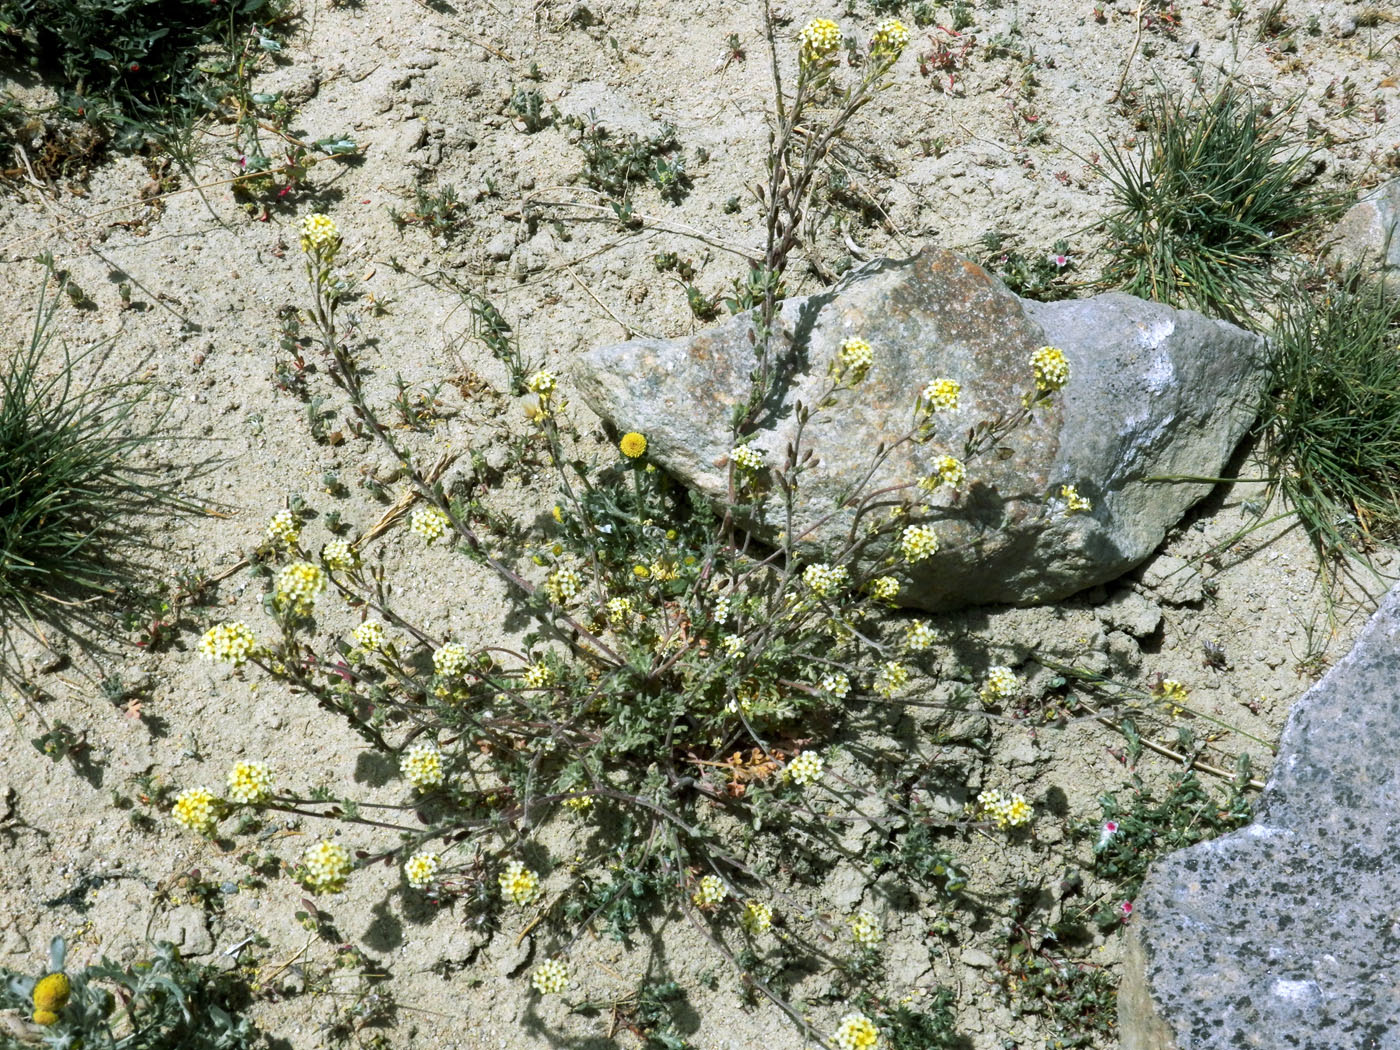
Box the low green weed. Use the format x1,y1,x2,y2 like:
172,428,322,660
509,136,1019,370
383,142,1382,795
974,232,1078,302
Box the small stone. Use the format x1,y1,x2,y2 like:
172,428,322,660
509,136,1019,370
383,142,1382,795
961,948,996,969
1139,555,1204,606
1100,590,1163,638
484,230,515,261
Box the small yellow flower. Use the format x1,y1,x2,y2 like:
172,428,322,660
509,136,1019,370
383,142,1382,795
920,377,961,413
498,859,540,906
1031,345,1070,392
977,788,1034,829
400,741,444,791
197,621,258,666
300,212,340,256
868,576,901,603
1060,484,1092,514
605,596,634,627
873,660,909,698
742,899,773,934
274,562,326,613
321,539,358,571
980,665,1021,702
171,787,219,835
786,750,824,786
32,1010,60,1027
870,17,911,56
692,874,728,908
799,17,843,66
527,370,557,398
352,620,385,651
545,565,583,604
848,911,882,948
899,524,940,563
920,455,967,491
619,432,647,458
802,562,849,598
730,444,764,472
32,973,70,1015
433,641,470,677
905,621,937,651
265,509,300,547
1157,678,1190,716
532,959,569,995
404,851,439,889
301,839,353,893
834,337,873,383
819,671,851,698
563,794,594,812
834,1011,882,1050
409,505,450,543
227,761,274,805
522,662,555,689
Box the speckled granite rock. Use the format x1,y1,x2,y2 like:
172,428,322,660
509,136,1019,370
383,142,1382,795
576,247,1267,610
1329,178,1400,288
1119,585,1400,1050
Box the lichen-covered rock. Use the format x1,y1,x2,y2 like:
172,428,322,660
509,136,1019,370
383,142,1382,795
1119,584,1400,1050
575,247,1266,609
1328,178,1400,288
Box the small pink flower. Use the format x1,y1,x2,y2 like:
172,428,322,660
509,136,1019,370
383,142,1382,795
1050,253,1070,268
1095,820,1119,851
1120,899,1134,921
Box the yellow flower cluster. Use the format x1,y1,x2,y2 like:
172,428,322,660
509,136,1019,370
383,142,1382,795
848,911,882,948
874,660,909,698
691,874,727,908
606,596,634,627
321,539,357,571
787,750,824,786
274,562,326,613
265,509,300,547
920,455,967,491
433,641,470,677
802,562,849,597
742,899,774,934
921,377,961,413
1157,678,1190,716
404,851,439,889
545,565,582,604
198,621,258,666
533,959,569,995
820,670,851,698
352,620,385,651
522,663,554,689
729,444,764,471
409,505,450,543
899,524,940,563
1060,484,1093,514
1031,345,1070,392
528,370,557,397
712,594,732,624
835,337,874,383
721,634,745,657
980,665,1021,701
301,839,352,893
870,17,910,56
619,431,647,458
299,212,340,256
799,18,843,66
227,761,273,805
977,788,1033,828
563,794,594,812
172,787,219,834
905,621,937,651
32,973,70,1026
834,1012,882,1050
499,859,540,905
400,741,444,791
868,576,901,602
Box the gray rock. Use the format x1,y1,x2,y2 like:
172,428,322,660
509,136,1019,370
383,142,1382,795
154,905,215,957
1119,585,1400,1049
576,247,1266,609
1138,554,1203,606
1328,179,1400,288
1099,589,1163,638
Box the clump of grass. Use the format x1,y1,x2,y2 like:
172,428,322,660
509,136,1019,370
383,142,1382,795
1258,267,1400,559
0,264,187,627
1098,82,1342,324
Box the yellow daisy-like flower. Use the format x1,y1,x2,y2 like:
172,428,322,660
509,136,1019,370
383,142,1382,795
619,432,647,458
799,17,843,66
870,17,911,56
172,787,220,835
404,851,440,889
1031,345,1070,392
32,973,70,1015
32,1010,60,1027
227,761,274,805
